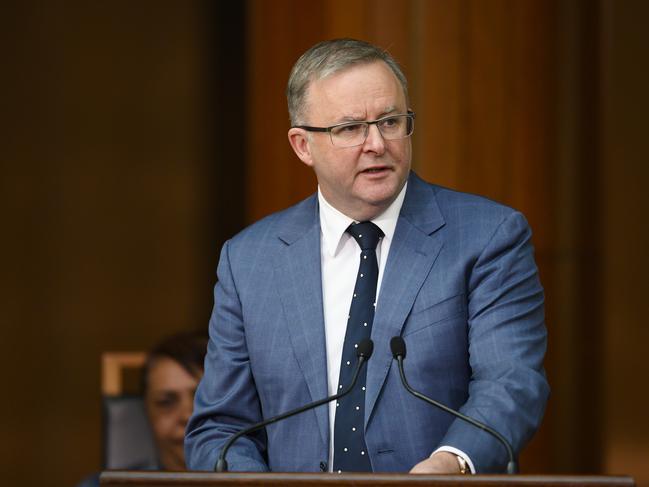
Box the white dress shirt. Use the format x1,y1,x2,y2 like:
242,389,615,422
317,183,475,473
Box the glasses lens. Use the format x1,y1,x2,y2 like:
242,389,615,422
406,114,414,136
378,115,413,140
330,123,367,147
328,114,414,147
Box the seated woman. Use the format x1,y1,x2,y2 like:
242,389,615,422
76,330,207,487
142,330,208,470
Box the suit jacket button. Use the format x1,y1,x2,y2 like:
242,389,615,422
320,461,327,471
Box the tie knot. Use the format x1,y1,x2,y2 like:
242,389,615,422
346,221,384,250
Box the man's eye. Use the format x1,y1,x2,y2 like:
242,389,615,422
334,124,364,135
380,117,399,128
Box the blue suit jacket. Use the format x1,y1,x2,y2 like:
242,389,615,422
185,172,549,473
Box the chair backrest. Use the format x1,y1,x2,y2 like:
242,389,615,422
101,352,158,469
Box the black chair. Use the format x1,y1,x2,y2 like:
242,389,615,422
101,353,157,469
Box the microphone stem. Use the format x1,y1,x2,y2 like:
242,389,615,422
397,356,517,474
215,356,367,472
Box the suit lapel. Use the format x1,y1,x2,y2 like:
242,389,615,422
272,196,329,451
365,174,446,424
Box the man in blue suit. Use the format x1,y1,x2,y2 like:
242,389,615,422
185,39,548,474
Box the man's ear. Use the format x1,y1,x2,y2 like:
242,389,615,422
288,128,314,167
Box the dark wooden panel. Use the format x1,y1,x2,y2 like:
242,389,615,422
245,0,322,223
100,472,636,487
598,0,649,485
244,0,559,475
0,1,243,485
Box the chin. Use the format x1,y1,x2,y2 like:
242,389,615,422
361,187,400,208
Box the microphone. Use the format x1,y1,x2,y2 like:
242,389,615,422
215,339,374,472
389,336,518,474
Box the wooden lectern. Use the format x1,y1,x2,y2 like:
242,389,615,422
100,471,635,487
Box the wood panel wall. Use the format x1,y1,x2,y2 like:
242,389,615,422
2,0,648,485
0,2,244,486
600,1,649,484
245,1,649,482
245,0,558,473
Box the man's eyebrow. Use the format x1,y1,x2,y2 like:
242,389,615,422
337,114,367,123
378,106,398,117
336,107,400,123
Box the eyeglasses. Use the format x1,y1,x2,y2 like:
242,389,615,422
293,111,415,148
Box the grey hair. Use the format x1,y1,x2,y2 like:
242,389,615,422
286,38,409,126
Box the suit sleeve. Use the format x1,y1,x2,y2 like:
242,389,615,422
439,211,549,472
185,240,269,472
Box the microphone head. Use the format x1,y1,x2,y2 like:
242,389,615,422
356,339,374,359
390,336,406,359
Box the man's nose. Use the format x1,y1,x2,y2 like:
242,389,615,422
362,123,386,153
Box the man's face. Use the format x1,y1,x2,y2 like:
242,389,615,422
288,61,412,221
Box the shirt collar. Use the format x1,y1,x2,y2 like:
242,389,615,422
318,182,408,257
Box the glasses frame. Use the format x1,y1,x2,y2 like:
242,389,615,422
293,110,416,147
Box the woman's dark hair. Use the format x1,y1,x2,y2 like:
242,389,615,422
141,330,208,394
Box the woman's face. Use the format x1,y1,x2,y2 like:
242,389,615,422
144,357,201,470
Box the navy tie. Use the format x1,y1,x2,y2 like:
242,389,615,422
333,221,384,473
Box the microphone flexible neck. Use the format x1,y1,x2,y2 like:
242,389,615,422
215,355,368,472
396,355,517,474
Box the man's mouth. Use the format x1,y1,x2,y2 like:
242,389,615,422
362,166,390,173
